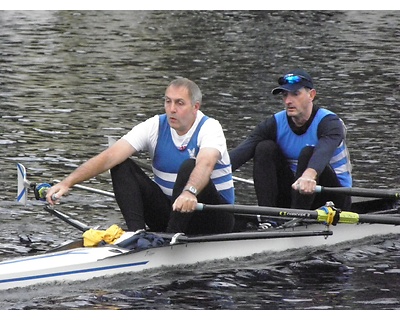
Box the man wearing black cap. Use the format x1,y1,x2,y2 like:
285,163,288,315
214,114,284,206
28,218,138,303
229,69,352,213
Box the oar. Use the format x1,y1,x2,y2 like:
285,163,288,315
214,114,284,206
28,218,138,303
195,203,400,226
17,163,57,204
52,179,115,198
164,229,333,244
43,205,91,232
315,185,400,199
17,163,29,205
107,136,255,185
17,163,114,204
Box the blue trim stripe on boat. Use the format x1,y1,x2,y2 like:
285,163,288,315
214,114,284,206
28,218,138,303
0,260,149,285
0,250,92,266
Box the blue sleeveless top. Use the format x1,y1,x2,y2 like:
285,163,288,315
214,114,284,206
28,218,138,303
275,108,352,187
152,114,234,203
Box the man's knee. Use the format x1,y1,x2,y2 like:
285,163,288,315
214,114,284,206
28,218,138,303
110,158,131,176
255,140,278,156
254,140,280,164
110,158,144,181
298,146,314,161
179,158,196,172
175,158,196,185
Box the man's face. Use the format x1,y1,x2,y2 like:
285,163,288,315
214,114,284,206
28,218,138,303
281,87,315,122
164,85,198,135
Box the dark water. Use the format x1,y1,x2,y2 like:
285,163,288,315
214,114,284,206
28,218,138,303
1,10,400,311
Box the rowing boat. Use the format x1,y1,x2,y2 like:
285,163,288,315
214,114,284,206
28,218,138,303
0,164,399,291
1,199,399,291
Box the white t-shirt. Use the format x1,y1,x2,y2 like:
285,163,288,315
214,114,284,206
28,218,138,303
122,110,230,165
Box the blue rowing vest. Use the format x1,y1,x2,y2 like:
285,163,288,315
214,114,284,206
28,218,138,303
275,109,352,187
152,114,234,203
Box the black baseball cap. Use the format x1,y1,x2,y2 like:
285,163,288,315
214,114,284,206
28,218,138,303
271,69,314,95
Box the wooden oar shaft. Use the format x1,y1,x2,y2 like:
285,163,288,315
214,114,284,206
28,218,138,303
315,186,400,199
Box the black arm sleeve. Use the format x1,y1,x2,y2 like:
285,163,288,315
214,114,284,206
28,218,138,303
229,116,277,172
308,114,345,175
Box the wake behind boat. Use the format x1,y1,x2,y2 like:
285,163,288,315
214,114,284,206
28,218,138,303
0,163,399,291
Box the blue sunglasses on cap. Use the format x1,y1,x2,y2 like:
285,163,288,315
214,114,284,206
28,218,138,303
278,74,308,85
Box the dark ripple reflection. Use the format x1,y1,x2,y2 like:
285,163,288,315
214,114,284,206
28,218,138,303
1,10,400,310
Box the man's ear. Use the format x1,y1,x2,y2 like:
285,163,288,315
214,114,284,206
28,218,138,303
309,88,317,101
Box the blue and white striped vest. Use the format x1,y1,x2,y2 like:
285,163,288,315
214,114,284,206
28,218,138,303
152,114,235,203
275,109,352,187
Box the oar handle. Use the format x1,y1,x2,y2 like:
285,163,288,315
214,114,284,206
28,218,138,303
315,185,400,199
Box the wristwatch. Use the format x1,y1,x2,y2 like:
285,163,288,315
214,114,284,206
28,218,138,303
183,186,198,196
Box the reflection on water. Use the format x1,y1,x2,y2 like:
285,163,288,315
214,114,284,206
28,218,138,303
0,10,399,310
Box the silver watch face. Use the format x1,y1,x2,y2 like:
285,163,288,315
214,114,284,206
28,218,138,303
189,186,197,194
185,186,197,195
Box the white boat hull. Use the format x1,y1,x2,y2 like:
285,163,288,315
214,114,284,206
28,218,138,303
1,222,399,290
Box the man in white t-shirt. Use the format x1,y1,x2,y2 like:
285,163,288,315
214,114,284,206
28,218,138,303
47,78,235,235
